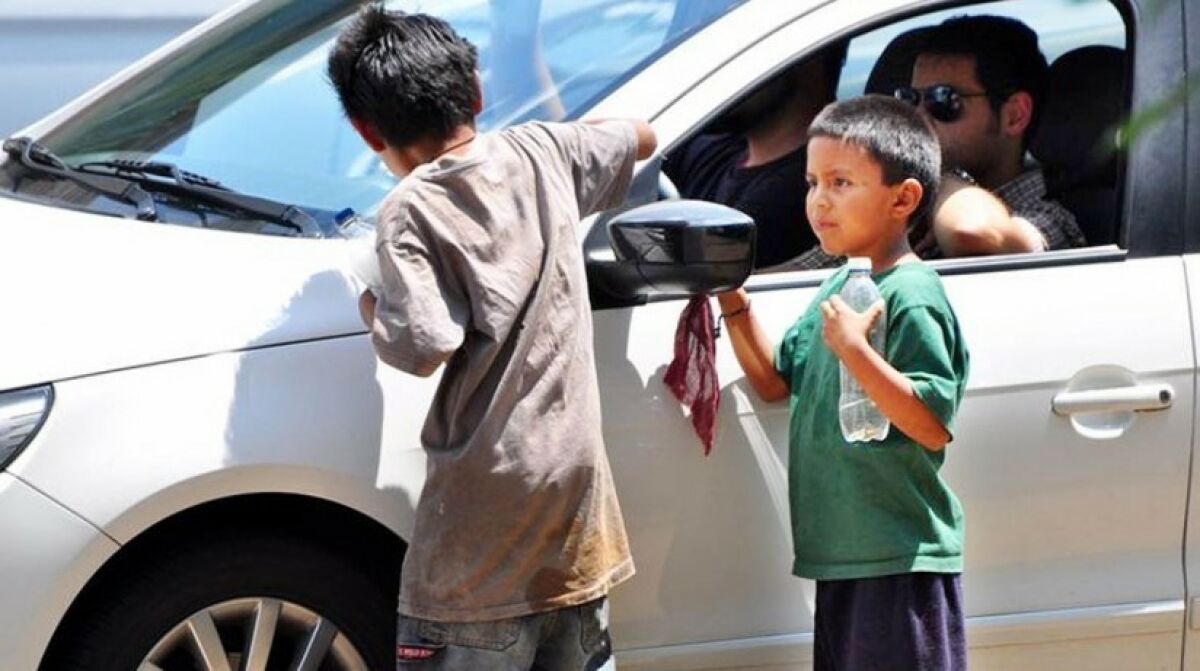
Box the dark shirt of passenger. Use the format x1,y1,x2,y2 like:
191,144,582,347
664,134,815,268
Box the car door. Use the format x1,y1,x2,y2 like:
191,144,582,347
597,0,1194,669
1177,0,1200,667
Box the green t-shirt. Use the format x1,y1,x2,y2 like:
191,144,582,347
774,262,970,580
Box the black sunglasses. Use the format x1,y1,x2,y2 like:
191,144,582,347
893,84,989,123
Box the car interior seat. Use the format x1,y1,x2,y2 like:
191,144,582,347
1029,45,1128,247
863,27,931,96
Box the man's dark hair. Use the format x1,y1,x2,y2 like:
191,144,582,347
808,95,942,223
708,42,848,136
327,4,479,148
918,15,1049,140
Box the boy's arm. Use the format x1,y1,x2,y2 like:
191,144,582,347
717,289,789,403
359,290,377,329
366,206,468,378
584,118,657,160
932,174,1043,256
821,296,950,451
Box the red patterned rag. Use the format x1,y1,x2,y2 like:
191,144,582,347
664,295,720,455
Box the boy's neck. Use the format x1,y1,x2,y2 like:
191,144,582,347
397,124,478,174
863,226,919,274
429,125,478,161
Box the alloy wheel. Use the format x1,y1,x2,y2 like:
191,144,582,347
138,597,370,671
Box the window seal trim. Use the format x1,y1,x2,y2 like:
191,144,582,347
638,245,1128,302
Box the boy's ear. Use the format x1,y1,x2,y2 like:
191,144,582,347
350,118,388,152
892,178,924,219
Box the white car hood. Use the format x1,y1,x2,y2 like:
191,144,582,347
0,195,366,391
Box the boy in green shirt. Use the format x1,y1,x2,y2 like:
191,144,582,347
719,95,970,670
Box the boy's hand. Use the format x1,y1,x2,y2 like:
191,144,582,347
820,295,884,360
358,290,377,329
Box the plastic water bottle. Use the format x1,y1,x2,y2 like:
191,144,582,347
335,208,383,294
838,257,890,442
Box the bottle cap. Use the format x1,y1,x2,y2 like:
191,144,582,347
846,257,872,272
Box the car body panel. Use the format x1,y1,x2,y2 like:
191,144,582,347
0,473,119,671
0,196,365,392
9,335,428,543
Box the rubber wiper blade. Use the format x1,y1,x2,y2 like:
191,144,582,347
75,158,324,237
78,158,230,190
2,137,157,221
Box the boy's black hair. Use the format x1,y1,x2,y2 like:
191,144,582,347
327,4,479,148
808,95,941,223
918,15,1048,142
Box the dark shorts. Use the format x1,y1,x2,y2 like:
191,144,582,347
814,572,966,671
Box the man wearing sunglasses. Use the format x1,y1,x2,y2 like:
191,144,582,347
900,14,1086,256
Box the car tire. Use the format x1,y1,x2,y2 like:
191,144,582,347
48,530,395,671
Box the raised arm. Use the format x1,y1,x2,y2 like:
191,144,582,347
585,118,657,160
716,289,789,403
932,173,1043,256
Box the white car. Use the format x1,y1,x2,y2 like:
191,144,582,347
0,0,1191,669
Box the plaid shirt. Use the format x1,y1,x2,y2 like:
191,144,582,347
995,168,1087,251
763,168,1086,273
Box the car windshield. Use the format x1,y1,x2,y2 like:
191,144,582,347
14,0,743,229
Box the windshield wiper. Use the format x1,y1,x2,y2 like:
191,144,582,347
74,158,324,237
78,158,231,190
3,137,157,221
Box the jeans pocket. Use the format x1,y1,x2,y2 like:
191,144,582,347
579,598,612,657
396,615,446,666
417,617,523,651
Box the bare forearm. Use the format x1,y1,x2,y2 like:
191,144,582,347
933,179,1040,256
839,341,949,450
936,218,1040,256
717,290,789,402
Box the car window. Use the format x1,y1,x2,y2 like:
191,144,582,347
839,0,1129,251
660,0,1130,278
11,0,744,232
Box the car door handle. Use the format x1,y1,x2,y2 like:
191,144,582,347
1052,383,1174,416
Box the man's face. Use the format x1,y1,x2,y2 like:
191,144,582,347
910,53,1004,177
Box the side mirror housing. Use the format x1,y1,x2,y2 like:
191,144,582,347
588,200,755,300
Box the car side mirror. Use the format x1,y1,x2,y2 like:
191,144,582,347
587,200,755,301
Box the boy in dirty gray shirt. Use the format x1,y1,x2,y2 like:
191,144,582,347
327,6,656,670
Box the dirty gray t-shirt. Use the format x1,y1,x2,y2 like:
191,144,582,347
371,120,638,622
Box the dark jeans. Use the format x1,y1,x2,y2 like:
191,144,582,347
396,597,614,671
814,573,966,671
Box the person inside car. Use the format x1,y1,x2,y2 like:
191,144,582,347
899,14,1087,256
327,6,655,669
679,45,1037,273
662,53,839,269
